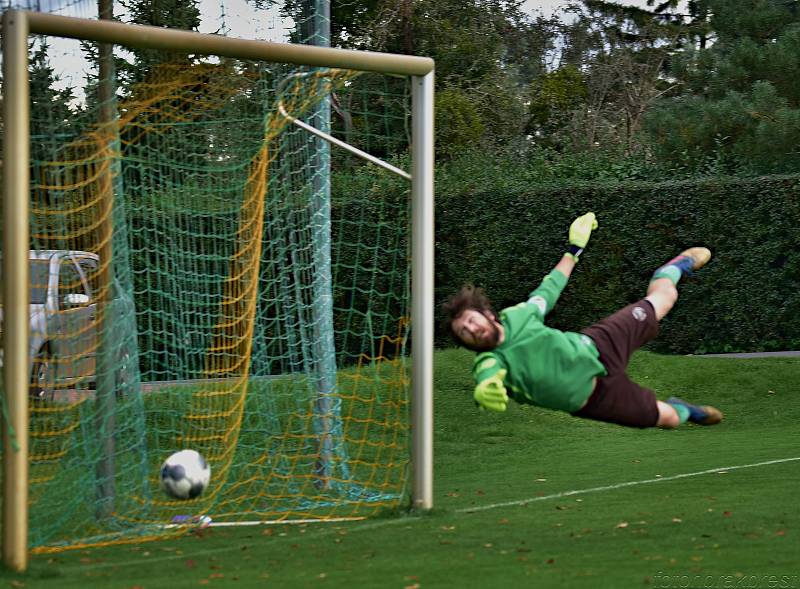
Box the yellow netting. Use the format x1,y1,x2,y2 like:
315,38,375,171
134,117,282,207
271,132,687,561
17,60,411,552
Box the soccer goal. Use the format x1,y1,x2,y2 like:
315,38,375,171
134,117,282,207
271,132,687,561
1,9,433,570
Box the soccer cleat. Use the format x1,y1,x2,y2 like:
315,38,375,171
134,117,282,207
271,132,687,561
667,396,723,425
659,247,712,274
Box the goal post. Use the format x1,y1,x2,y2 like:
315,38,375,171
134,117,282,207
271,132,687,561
1,9,434,571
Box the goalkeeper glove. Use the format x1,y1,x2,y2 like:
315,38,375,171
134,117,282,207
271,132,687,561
567,212,598,260
474,369,509,412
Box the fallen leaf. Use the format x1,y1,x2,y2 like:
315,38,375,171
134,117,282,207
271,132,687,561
723,511,732,517
498,518,509,525
776,530,786,536
185,559,197,569
546,558,555,564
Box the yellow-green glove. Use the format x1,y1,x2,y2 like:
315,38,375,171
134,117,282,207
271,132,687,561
569,212,598,248
474,369,508,412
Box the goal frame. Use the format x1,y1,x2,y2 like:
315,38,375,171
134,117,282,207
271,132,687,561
0,9,434,571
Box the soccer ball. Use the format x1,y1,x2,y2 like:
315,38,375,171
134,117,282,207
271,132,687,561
160,449,211,500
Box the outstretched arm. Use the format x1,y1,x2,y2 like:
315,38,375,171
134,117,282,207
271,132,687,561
554,253,577,280
527,212,598,316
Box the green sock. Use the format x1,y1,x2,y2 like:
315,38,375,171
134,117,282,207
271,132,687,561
651,265,682,286
668,402,690,424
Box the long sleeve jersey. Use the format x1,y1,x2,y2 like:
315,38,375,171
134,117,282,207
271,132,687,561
472,270,607,412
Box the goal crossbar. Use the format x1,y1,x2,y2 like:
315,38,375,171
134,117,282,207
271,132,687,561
1,9,434,571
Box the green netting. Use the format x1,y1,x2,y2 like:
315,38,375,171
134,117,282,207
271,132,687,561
3,44,413,552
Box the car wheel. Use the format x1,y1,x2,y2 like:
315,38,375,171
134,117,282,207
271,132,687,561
30,346,54,403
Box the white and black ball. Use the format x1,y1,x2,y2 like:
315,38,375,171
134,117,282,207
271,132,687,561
160,449,211,500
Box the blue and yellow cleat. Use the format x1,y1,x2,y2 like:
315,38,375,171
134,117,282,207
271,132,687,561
667,396,723,425
657,247,712,275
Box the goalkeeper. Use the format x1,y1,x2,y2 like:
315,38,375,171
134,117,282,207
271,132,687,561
443,212,723,428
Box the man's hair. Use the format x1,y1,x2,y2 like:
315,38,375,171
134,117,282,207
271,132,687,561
441,284,496,348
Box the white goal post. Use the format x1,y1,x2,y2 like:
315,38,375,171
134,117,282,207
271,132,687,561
1,9,434,571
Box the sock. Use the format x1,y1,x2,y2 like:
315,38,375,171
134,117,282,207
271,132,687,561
651,255,695,286
651,265,682,285
668,402,690,424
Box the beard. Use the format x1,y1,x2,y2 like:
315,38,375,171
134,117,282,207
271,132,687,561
464,319,502,352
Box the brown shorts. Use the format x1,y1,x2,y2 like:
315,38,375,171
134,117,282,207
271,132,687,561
572,300,661,428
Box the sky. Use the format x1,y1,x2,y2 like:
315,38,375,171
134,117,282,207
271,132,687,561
522,0,656,18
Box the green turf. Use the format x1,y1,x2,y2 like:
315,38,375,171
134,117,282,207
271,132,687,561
3,349,799,588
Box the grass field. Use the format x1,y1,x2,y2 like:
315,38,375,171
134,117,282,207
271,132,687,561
3,348,799,588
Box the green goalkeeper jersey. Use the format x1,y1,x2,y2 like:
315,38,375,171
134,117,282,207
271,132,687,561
472,270,607,412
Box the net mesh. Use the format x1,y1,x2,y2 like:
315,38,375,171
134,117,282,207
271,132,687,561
8,47,413,552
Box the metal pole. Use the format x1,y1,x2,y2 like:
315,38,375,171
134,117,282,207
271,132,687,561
410,71,434,511
2,8,30,572
25,11,434,77
94,0,117,521
309,0,338,490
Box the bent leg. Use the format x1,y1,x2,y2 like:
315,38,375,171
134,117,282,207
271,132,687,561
656,400,681,429
646,247,712,321
646,278,678,321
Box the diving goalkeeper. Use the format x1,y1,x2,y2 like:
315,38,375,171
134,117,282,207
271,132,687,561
443,212,723,429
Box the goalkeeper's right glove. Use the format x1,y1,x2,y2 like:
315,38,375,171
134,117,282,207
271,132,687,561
474,369,509,412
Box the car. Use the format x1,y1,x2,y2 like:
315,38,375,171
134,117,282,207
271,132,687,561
0,250,139,402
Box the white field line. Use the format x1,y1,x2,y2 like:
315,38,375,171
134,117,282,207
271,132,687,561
62,456,800,571
163,516,365,529
456,456,800,514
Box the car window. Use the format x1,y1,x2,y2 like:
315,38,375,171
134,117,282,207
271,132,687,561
78,258,99,298
30,260,50,304
59,260,90,302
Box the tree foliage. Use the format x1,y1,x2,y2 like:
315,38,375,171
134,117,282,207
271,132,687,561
644,0,800,173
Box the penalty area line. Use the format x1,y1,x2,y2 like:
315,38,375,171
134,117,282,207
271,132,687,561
456,456,800,514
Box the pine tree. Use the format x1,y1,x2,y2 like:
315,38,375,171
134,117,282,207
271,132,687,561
644,0,800,173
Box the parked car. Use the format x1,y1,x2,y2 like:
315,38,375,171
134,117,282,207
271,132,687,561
0,250,139,402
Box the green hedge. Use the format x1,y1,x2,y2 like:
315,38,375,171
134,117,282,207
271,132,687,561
435,174,800,354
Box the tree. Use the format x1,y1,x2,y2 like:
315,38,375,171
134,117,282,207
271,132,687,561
281,0,560,154
117,0,201,89
28,39,83,208
535,1,678,152
643,0,800,173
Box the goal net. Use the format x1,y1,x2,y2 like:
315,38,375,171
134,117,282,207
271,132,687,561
1,12,433,554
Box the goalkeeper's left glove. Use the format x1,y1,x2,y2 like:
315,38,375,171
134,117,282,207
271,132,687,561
474,369,509,412
567,212,598,260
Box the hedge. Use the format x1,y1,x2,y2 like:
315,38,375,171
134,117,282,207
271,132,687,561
434,174,800,354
